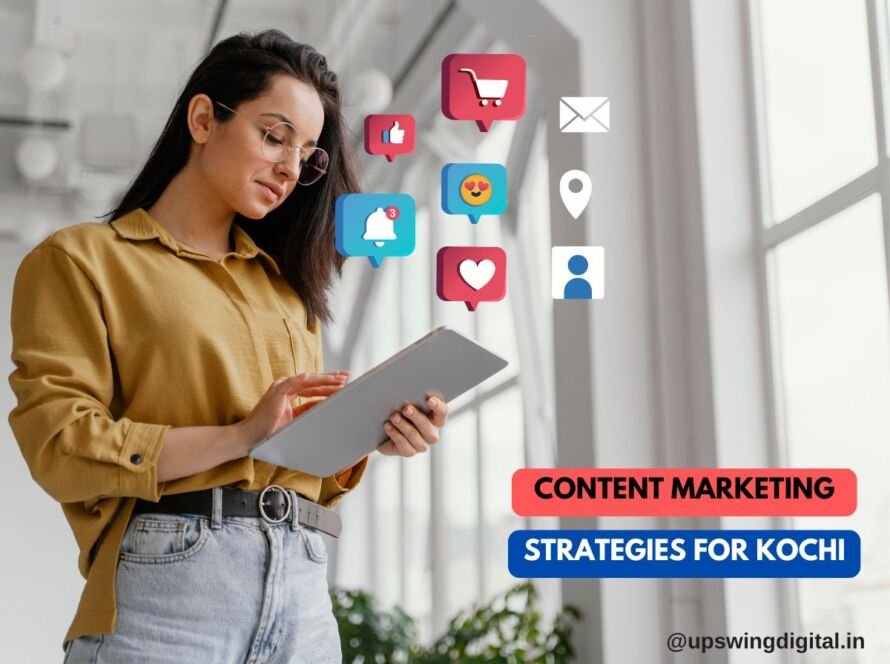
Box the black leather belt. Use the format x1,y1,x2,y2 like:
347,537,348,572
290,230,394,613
132,484,341,538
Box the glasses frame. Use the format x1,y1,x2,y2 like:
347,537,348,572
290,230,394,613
213,100,328,186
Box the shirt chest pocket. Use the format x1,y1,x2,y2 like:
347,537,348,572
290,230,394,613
254,311,317,380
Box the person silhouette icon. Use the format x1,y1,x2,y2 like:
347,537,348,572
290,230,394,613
563,254,593,299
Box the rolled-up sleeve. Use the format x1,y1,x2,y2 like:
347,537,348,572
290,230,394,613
319,454,369,508
7,243,170,504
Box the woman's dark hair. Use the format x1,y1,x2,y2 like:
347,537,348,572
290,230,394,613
106,29,359,328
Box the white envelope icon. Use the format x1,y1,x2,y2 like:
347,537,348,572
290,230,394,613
559,97,610,133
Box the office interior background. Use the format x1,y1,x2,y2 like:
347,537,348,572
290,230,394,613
1,1,888,662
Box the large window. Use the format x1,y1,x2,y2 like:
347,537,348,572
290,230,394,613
751,0,890,654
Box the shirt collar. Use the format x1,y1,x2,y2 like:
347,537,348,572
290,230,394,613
110,208,282,275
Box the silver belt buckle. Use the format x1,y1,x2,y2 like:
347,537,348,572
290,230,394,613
258,484,292,524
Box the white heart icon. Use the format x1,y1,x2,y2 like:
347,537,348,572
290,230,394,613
458,259,496,290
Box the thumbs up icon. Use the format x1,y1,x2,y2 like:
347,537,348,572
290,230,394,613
382,120,406,145
364,114,416,162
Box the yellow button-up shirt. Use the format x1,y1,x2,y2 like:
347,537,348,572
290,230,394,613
7,207,368,648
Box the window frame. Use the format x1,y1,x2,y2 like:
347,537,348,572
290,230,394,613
746,0,890,639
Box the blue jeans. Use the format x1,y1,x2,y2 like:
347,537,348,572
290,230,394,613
62,488,342,663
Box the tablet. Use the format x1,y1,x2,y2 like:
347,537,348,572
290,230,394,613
249,326,509,476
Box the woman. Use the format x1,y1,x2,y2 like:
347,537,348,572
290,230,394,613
7,29,447,663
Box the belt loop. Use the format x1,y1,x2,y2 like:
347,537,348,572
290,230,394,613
288,490,299,531
211,487,223,530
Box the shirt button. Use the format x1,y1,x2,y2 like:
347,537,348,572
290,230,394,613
130,453,143,465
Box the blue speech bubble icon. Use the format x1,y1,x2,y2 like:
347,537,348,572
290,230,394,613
335,193,416,268
441,163,507,224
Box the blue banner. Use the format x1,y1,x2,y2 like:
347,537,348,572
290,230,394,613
508,530,860,578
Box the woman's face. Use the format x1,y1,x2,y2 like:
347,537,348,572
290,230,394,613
195,74,326,219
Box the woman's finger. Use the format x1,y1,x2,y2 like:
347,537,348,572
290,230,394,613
295,385,346,397
292,400,322,417
383,421,415,455
383,420,424,456
388,413,428,453
399,404,439,444
376,439,399,456
294,371,349,383
281,372,346,392
425,395,449,428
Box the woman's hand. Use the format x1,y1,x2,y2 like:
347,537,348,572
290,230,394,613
377,395,449,458
235,371,350,454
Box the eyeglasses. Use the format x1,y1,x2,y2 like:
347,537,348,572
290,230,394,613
214,100,329,186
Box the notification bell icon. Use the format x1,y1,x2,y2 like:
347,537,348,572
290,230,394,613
361,206,400,247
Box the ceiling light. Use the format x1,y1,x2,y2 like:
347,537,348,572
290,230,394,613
15,136,59,180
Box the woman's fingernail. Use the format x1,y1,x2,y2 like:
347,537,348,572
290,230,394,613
428,398,437,406
403,406,413,415
384,422,392,430
393,414,401,423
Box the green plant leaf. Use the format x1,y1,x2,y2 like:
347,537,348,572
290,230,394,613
330,582,582,664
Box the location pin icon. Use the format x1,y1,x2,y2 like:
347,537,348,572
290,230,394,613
559,170,592,220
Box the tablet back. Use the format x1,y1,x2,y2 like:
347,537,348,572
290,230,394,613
250,326,508,476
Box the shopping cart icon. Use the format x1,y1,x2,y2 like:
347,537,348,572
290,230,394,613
458,68,508,106
442,53,525,132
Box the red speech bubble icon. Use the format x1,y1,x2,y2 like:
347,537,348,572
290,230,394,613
441,54,526,132
364,114,416,162
436,246,507,311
